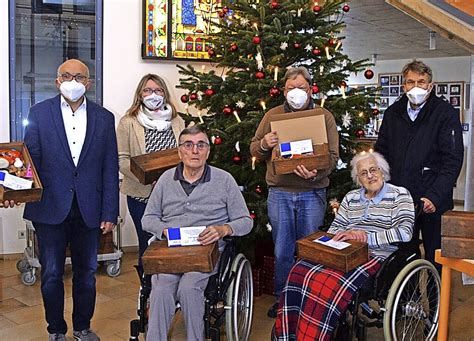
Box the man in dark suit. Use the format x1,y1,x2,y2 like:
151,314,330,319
375,60,464,272
22,59,119,341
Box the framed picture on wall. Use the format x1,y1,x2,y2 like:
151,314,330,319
450,84,461,95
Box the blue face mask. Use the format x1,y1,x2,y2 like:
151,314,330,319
143,93,164,110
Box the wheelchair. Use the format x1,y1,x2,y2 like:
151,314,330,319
129,237,254,341
334,206,441,340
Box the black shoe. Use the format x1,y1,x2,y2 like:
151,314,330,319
267,302,278,318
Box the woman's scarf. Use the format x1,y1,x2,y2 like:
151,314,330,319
137,105,173,131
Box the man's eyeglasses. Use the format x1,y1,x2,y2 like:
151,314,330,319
405,79,429,87
285,86,309,91
358,167,380,178
59,73,88,83
179,141,210,151
143,88,165,95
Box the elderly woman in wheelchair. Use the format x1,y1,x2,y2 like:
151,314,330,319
274,151,441,340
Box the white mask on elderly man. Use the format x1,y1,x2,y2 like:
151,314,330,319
406,86,430,106
60,80,86,102
143,93,164,110
286,88,308,110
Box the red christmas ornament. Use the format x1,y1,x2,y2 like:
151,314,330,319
222,5,229,14
312,48,321,56
328,38,337,46
355,129,365,138
312,84,320,94
189,93,198,101
205,88,215,97
222,105,233,115
364,69,374,80
342,4,350,12
255,71,265,79
270,1,280,9
232,155,241,164
269,86,281,97
372,108,380,116
229,43,238,52
250,211,256,220
180,94,189,103
207,48,215,57
255,185,263,194
214,136,222,145
313,5,321,13
293,42,301,49
218,11,225,18
252,36,261,44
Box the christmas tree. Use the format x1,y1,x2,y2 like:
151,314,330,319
176,0,378,244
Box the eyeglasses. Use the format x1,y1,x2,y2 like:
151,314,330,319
143,88,165,95
358,167,380,178
405,79,429,87
179,141,210,151
59,73,88,83
285,86,309,91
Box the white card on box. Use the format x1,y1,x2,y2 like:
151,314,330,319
167,226,206,247
0,171,33,190
279,139,313,157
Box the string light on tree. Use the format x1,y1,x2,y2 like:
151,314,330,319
197,111,204,124
233,110,242,123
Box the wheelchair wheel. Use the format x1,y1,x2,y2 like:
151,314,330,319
383,259,440,341
225,254,253,341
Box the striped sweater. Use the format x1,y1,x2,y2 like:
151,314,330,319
328,182,415,258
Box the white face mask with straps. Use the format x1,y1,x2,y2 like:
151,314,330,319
59,80,86,102
143,93,164,110
406,86,430,106
286,88,308,109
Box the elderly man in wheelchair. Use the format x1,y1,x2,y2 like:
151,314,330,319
139,126,253,341
274,151,441,341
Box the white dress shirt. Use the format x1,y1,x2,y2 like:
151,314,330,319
61,96,87,166
406,100,426,122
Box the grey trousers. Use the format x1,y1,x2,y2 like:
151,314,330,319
146,271,214,341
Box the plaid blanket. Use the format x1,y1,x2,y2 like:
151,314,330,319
274,257,384,340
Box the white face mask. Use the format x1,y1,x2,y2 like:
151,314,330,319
406,86,430,106
59,80,86,102
143,93,164,110
286,88,308,110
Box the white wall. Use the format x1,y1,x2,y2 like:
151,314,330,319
1,0,472,254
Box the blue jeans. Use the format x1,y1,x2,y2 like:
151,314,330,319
34,197,100,334
127,196,153,276
268,187,327,297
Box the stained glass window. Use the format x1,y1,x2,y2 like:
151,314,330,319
143,0,221,60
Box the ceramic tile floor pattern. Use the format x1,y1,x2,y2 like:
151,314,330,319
1,252,474,340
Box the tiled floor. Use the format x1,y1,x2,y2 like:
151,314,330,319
1,252,474,340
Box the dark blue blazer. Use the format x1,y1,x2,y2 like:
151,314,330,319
23,95,119,228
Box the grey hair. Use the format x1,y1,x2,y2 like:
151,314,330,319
402,59,433,83
283,66,311,85
350,151,390,186
178,125,209,144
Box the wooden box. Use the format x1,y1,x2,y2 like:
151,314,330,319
0,142,43,203
441,210,474,259
142,240,219,274
297,231,369,273
130,148,180,185
270,110,330,175
272,143,330,174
